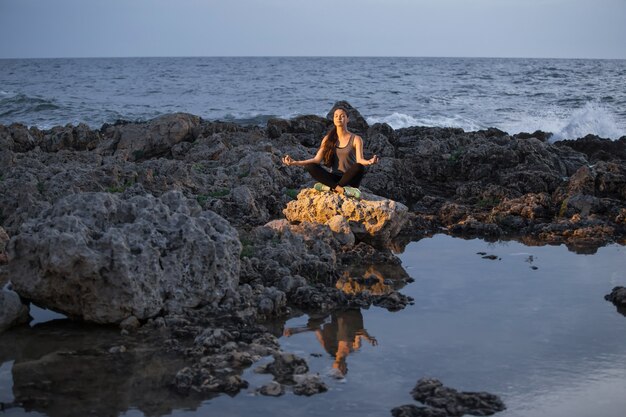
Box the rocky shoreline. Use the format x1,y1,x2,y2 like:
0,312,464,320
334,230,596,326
1,101,625,414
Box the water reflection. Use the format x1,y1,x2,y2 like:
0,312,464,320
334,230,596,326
0,320,201,417
283,309,376,377
280,263,409,377
335,264,410,296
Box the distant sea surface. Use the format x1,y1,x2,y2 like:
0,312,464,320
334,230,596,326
1,57,625,140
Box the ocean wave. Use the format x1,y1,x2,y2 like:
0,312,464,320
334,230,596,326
366,112,484,131
498,102,625,141
0,93,61,118
220,113,278,126
550,102,625,141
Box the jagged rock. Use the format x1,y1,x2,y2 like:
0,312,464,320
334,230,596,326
40,123,102,152
267,115,331,147
105,113,201,161
410,378,506,416
513,130,552,142
325,215,356,246
0,123,40,152
555,135,626,163
283,189,408,248
119,316,141,331
6,190,241,323
256,287,287,317
0,226,9,265
0,285,30,333
258,381,285,396
326,101,369,135
195,328,236,352
173,366,248,396
258,353,309,383
240,220,339,287
605,286,626,311
292,374,328,396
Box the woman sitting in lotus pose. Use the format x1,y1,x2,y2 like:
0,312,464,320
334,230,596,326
282,107,380,199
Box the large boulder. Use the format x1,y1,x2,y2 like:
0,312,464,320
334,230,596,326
6,190,241,323
326,101,369,135
104,113,201,161
283,189,409,248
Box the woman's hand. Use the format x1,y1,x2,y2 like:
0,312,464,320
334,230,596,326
282,155,295,166
367,155,380,166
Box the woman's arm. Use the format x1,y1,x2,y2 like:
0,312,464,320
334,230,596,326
282,136,327,166
354,136,380,166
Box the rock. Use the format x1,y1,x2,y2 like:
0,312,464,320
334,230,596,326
292,374,328,396
6,190,241,323
258,381,285,397
326,101,369,135
40,123,102,152
277,275,308,295
391,405,447,417
194,328,235,352
173,366,248,396
373,291,414,312
605,286,626,310
410,378,506,416
513,130,552,142
108,345,127,354
240,221,339,287
0,285,30,333
283,189,408,248
325,215,356,246
119,316,141,331
256,287,287,317
107,113,201,161
555,135,626,163
0,123,41,152
267,116,331,147
260,353,309,383
0,226,9,265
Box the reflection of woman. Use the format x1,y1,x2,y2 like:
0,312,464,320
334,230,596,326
283,309,377,376
282,107,380,199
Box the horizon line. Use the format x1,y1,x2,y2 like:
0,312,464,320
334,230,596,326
1,54,625,61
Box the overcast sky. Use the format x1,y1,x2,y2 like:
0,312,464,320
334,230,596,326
1,0,625,59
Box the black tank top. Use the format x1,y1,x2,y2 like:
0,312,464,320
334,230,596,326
331,134,357,174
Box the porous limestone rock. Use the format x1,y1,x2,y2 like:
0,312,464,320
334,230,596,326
283,189,408,248
0,285,30,333
6,190,240,323
106,113,201,161
0,226,9,265
410,378,506,416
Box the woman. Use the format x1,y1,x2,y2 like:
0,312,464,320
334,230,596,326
282,107,379,199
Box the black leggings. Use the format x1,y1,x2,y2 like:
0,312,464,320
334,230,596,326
304,163,365,189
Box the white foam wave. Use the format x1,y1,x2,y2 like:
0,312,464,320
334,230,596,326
367,112,484,132
367,113,420,129
500,102,625,141
549,102,625,141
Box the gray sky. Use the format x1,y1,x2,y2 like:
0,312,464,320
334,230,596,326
1,0,625,59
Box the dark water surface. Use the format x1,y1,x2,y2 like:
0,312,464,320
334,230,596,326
1,235,626,417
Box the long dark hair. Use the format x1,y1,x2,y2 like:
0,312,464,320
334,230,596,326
321,126,338,167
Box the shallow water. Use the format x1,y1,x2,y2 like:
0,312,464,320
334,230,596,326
1,235,626,417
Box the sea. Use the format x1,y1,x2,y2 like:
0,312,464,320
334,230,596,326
1,56,625,141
